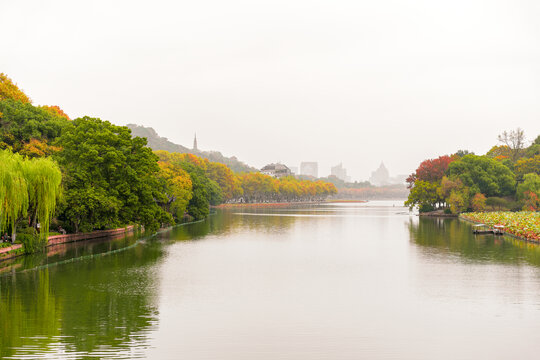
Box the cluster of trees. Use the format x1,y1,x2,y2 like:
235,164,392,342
406,128,540,213
0,73,337,249
238,172,337,203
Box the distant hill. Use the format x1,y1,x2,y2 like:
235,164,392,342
126,124,258,173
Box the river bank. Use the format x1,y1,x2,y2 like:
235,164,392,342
213,200,367,209
0,226,138,262
460,211,540,243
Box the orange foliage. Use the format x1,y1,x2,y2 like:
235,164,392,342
20,138,61,158
0,73,31,103
40,105,70,120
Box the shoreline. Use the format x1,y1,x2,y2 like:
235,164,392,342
459,214,540,244
213,200,367,208
0,225,138,263
0,215,211,268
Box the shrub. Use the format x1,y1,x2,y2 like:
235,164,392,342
419,204,434,213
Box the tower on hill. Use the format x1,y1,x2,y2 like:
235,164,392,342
193,133,198,151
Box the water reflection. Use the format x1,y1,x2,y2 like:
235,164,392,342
0,242,163,359
3,203,540,359
0,230,143,274
408,217,540,266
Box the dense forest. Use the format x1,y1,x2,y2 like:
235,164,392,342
405,130,540,213
0,74,337,252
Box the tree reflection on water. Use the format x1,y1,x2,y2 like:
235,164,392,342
408,217,540,266
0,242,164,359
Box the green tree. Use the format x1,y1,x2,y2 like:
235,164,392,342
516,173,540,201
405,180,439,212
56,117,170,232
447,155,515,197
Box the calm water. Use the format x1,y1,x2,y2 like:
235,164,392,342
2,201,540,359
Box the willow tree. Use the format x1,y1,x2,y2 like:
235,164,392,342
23,156,62,242
0,150,28,242
0,149,61,245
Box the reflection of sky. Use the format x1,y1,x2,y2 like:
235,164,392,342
3,202,540,359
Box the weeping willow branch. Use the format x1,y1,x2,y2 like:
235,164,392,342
0,149,62,246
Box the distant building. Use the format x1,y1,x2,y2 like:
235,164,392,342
289,166,299,175
331,163,350,182
261,163,292,178
193,133,198,151
300,162,318,178
369,162,390,186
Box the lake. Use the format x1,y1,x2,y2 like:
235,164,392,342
2,201,540,359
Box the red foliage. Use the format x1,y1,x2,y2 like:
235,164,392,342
407,155,457,188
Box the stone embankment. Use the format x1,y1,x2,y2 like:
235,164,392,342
0,225,136,262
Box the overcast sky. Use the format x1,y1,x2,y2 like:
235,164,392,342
2,0,540,180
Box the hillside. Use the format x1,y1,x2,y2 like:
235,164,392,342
127,124,258,173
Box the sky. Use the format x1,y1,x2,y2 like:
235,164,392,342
1,0,540,181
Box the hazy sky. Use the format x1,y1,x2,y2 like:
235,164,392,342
2,0,540,180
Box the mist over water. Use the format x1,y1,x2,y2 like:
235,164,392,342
3,201,540,359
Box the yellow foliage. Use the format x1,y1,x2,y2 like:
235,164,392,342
0,73,31,103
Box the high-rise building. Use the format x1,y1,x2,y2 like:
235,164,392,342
331,163,349,182
289,166,299,175
300,162,318,178
193,133,198,151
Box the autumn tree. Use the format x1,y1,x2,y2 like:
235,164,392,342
486,145,512,160
157,162,193,220
206,162,243,201
39,105,70,120
514,155,540,180
0,99,68,152
406,155,457,188
471,193,486,212
0,73,31,103
155,150,223,219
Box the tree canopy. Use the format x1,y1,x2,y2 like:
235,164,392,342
446,155,515,197
56,117,171,232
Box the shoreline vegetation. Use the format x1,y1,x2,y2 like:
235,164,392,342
0,73,338,257
461,212,540,243
404,128,539,244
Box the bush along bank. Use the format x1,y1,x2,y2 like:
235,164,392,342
461,211,540,242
